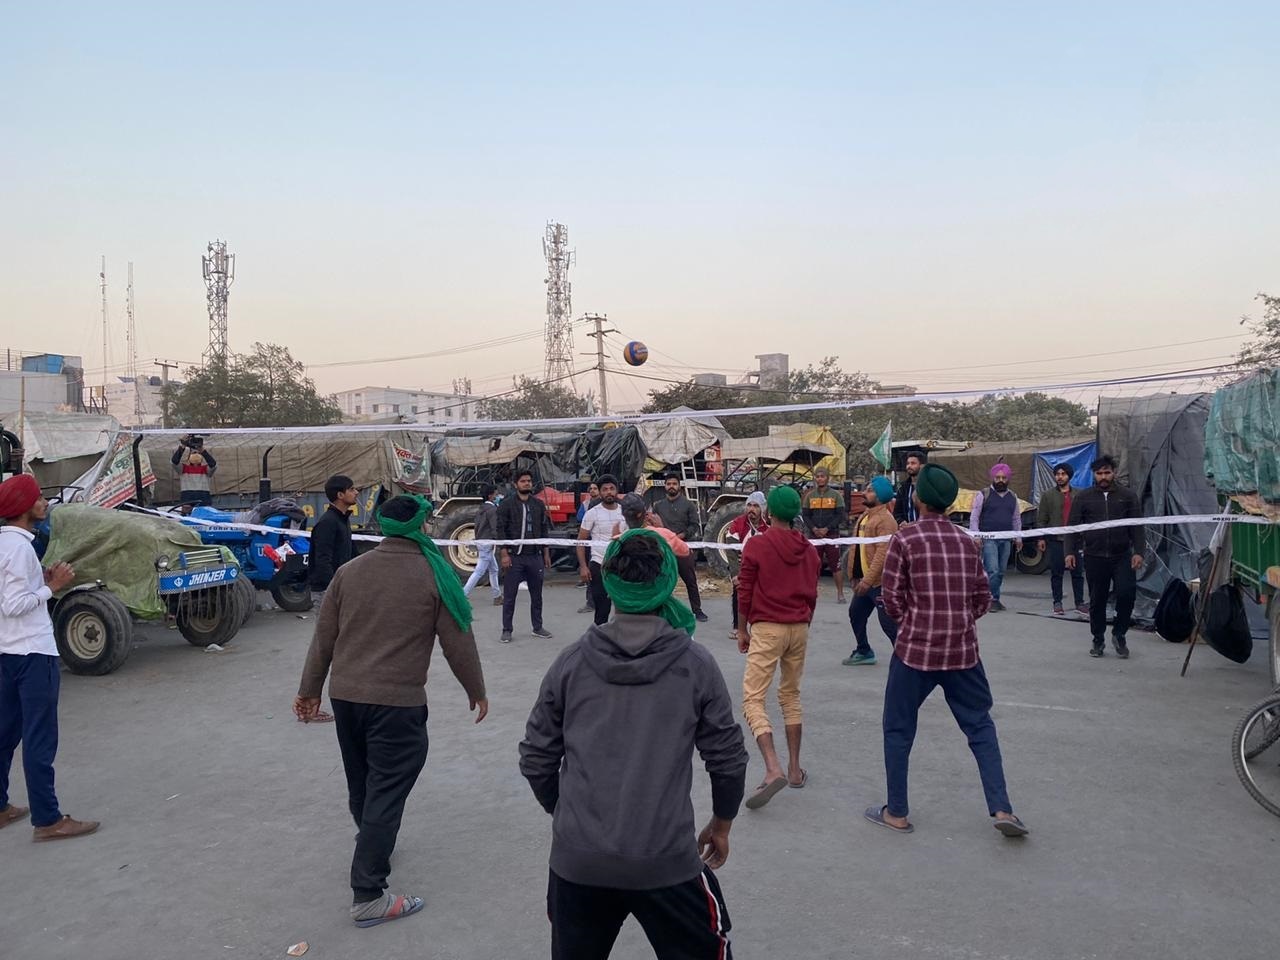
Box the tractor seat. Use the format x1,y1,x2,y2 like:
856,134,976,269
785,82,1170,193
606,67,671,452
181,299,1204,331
190,506,238,523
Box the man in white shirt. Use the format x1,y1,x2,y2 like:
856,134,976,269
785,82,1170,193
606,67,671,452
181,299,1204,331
577,475,627,626
0,474,99,841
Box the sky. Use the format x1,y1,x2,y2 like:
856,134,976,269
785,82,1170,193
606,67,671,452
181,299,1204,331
2,2,1278,411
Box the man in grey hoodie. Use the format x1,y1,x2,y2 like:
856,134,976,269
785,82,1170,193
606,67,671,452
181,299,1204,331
520,529,749,960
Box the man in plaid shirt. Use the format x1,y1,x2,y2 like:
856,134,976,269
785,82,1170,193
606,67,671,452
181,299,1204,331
863,464,1029,839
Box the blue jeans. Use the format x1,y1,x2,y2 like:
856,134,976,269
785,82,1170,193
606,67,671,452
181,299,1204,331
0,653,62,828
882,655,1011,819
981,539,1012,601
463,546,500,598
848,586,899,657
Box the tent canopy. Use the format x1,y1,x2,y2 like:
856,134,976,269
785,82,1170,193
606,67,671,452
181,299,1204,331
1203,368,1280,502
930,437,1092,502
635,416,720,466
720,437,833,463
0,411,120,490
767,423,847,478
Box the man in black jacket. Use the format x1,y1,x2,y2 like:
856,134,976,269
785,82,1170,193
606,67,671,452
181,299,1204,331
520,530,747,959
894,452,925,525
650,473,708,622
310,474,357,600
496,469,554,643
1065,455,1145,659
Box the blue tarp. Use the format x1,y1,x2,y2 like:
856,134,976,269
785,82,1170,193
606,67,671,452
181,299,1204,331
1031,440,1097,503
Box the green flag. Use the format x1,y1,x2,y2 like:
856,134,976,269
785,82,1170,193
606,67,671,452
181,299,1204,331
870,422,892,470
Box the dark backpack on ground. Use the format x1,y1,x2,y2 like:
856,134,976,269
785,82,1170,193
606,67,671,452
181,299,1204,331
1202,584,1252,664
1154,578,1196,643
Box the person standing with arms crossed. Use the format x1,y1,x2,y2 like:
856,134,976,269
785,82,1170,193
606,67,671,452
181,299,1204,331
801,466,847,602
0,474,99,841
496,469,555,644
462,484,503,606
650,472,709,623
736,486,819,809
1065,455,1144,659
864,464,1027,838
577,475,626,626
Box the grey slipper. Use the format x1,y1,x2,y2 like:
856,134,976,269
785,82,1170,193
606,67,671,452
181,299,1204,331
745,776,788,810
993,815,1029,838
864,805,914,834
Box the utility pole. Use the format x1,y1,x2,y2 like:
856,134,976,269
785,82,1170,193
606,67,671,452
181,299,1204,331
583,313,615,417
154,358,182,428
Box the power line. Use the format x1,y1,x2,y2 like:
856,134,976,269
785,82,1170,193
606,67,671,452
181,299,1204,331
306,323,579,370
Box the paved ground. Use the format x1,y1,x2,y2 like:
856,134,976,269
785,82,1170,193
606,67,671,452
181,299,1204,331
2,570,1277,960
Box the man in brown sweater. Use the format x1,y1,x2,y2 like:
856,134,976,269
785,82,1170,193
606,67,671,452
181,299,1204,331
842,476,900,666
295,494,488,928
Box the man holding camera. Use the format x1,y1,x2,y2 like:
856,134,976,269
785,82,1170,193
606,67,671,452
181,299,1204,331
172,435,217,506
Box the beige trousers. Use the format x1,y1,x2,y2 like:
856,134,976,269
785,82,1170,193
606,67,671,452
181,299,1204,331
741,621,809,738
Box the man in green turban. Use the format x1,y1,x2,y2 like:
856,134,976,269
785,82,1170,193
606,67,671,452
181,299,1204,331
296,494,490,927
736,485,820,811
520,529,748,958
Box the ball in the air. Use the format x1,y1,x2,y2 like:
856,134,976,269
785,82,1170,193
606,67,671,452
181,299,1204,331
623,341,649,366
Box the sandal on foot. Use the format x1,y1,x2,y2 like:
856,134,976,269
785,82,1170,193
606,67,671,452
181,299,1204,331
993,815,1029,838
744,776,788,810
864,805,913,834
299,711,335,723
352,894,424,928
788,769,808,789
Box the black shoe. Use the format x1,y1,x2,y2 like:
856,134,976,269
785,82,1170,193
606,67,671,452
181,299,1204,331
991,600,1006,612
532,628,553,639
500,631,513,644
1089,641,1105,658
1113,636,1129,659
694,612,710,623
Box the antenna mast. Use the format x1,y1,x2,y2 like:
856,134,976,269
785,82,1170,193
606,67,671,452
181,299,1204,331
99,256,109,389
126,262,142,423
202,240,235,368
542,222,576,381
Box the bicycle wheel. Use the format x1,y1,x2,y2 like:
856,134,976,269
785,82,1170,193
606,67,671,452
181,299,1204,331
1232,692,1280,818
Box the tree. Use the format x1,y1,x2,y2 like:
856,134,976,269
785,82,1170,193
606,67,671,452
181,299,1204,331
162,343,342,428
477,376,591,422
1238,293,1280,366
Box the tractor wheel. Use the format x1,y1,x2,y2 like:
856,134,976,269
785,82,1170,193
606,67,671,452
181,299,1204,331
1014,540,1050,575
177,587,243,647
705,501,747,579
440,508,481,578
54,590,134,676
234,574,257,627
269,576,314,613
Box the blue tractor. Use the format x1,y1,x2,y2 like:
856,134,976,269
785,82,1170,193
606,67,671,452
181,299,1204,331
185,498,314,612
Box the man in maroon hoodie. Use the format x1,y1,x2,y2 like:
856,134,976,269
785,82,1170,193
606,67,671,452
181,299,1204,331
736,485,820,810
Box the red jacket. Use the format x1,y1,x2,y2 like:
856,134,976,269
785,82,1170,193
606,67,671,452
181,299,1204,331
737,526,820,626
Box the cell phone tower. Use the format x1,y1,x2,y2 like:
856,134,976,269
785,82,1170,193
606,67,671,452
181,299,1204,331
542,222,576,382
201,240,235,368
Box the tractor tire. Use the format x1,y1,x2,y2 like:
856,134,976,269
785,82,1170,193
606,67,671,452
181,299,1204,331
270,576,314,613
1014,540,1050,576
54,590,134,676
177,587,244,647
1268,592,1280,689
705,501,747,579
440,508,481,578
234,574,257,627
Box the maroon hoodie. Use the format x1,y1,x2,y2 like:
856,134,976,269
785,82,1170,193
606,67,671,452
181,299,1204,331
737,525,820,626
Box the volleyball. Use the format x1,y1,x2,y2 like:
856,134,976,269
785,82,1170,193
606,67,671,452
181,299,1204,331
623,341,649,366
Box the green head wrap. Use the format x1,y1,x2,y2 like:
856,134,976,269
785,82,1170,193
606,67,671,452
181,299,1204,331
767,485,801,523
601,528,697,636
916,464,959,511
378,495,473,632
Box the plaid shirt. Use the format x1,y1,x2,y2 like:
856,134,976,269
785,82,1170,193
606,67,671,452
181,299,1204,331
881,515,992,671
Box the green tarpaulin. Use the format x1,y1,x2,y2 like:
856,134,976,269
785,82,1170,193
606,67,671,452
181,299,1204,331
1204,369,1280,503
42,504,211,619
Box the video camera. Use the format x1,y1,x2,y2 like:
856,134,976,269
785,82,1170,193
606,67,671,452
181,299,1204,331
179,434,205,450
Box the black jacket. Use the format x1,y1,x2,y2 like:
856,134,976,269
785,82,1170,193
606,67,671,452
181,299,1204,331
1064,485,1145,558
309,505,353,589
894,478,919,524
519,614,748,890
650,494,700,539
473,500,499,541
496,493,552,555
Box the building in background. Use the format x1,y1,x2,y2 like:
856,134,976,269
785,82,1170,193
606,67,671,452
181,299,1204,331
103,375,172,426
0,352,88,413
335,386,480,424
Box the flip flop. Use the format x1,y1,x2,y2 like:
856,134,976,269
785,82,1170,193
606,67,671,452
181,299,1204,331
745,776,788,810
353,894,424,928
993,815,1029,838
863,805,914,834
298,711,335,724
788,769,808,789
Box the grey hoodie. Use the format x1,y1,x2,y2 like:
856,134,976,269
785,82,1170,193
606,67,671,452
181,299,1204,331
519,613,749,890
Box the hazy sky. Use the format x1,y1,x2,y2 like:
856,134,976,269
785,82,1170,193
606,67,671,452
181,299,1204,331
3,2,1277,410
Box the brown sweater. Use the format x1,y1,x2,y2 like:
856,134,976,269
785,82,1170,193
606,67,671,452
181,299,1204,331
298,538,486,708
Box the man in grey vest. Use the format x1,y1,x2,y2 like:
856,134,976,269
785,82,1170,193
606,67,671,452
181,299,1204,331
967,463,1022,612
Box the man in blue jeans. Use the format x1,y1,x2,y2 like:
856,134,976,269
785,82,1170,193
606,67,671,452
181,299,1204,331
968,463,1022,612
865,464,1028,839
0,474,99,842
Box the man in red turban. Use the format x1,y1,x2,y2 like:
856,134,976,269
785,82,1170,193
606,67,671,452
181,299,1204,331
0,474,99,840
